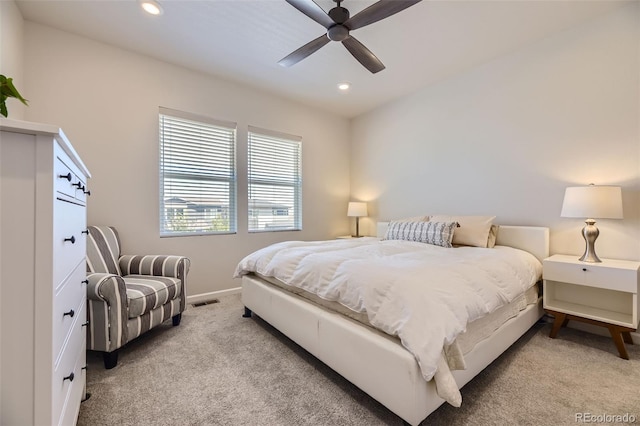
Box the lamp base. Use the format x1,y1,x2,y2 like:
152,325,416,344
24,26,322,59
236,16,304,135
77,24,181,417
578,219,601,263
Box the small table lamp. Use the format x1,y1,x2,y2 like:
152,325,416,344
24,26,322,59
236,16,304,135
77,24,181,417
560,184,623,263
347,202,368,238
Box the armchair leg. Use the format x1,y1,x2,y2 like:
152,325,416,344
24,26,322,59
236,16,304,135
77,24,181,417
103,350,118,369
172,313,182,326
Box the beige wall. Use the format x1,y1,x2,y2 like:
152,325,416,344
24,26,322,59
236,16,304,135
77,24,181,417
23,22,351,298
12,2,640,300
351,4,640,261
0,0,25,120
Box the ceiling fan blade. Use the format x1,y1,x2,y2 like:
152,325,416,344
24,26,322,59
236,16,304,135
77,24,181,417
342,36,385,74
285,0,336,29
344,0,422,31
278,35,331,68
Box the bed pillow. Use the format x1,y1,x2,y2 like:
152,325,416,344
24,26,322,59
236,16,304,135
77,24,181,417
428,215,496,248
487,225,499,248
396,215,430,222
383,220,457,248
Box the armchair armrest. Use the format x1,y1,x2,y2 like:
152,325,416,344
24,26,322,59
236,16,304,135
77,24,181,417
119,255,190,279
86,272,127,302
85,273,128,352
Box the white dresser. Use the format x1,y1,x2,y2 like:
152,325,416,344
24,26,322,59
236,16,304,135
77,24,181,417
0,118,91,425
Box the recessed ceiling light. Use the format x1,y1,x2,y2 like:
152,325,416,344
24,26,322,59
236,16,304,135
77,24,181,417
141,0,163,16
337,82,351,91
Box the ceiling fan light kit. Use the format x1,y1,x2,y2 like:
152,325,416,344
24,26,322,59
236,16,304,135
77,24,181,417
280,0,422,74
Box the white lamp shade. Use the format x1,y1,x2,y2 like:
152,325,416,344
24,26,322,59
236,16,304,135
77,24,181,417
347,202,368,217
560,186,623,219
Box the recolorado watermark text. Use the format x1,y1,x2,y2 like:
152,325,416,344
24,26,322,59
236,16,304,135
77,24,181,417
575,413,637,423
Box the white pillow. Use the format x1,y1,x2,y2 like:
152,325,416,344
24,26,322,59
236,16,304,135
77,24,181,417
395,215,430,222
428,215,496,248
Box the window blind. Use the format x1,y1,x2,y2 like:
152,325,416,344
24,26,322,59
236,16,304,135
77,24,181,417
248,126,302,232
159,107,237,236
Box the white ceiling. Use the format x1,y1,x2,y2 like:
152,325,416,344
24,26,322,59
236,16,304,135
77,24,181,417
16,0,629,118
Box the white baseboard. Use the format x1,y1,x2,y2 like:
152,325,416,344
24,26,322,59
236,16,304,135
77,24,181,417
187,287,241,304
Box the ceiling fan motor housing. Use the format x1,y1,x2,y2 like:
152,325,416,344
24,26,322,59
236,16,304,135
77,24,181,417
328,25,349,41
329,6,349,24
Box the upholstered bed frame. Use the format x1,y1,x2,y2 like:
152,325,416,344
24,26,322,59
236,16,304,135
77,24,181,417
241,224,549,425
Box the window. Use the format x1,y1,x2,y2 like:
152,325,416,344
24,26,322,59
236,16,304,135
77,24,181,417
248,126,302,232
159,107,237,236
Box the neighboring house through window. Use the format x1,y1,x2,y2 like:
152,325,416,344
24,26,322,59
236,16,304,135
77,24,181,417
159,107,237,236
248,126,302,232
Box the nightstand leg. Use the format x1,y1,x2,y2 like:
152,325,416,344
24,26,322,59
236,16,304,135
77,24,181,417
622,331,634,345
549,312,567,338
608,327,630,360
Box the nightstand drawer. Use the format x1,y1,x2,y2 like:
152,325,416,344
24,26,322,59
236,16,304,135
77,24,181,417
544,259,638,293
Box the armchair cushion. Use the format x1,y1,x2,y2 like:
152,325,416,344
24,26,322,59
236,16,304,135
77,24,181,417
124,275,182,318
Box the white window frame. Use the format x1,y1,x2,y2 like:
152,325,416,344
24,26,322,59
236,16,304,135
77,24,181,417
248,126,302,232
159,107,237,237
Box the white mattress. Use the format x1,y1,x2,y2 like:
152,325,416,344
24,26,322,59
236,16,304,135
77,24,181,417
256,272,539,357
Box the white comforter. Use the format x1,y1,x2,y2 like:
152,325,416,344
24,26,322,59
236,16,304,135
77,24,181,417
234,238,542,405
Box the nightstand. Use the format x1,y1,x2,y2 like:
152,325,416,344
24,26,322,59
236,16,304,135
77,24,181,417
543,254,640,359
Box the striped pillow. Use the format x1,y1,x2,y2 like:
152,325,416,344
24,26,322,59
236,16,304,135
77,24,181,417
383,220,457,248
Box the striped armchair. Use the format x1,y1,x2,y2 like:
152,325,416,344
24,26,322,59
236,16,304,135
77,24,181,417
86,226,190,369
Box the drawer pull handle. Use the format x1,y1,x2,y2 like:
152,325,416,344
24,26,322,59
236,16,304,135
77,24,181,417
58,173,72,181
82,321,90,327
64,236,76,244
73,181,83,189
63,372,75,382
81,279,89,284
84,189,91,196
82,365,88,371
582,268,587,272
82,230,89,235
63,309,75,318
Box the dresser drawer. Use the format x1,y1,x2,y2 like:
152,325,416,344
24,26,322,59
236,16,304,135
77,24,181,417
53,200,87,286
54,155,77,199
544,259,637,293
53,263,86,362
53,313,86,426
54,143,87,205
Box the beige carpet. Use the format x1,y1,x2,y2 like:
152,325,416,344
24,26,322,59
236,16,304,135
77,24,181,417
79,293,640,425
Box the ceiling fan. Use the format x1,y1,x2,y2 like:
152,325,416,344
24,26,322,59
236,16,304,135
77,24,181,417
279,0,422,74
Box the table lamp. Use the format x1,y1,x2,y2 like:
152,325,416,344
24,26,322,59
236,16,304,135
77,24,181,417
560,184,623,262
347,202,368,238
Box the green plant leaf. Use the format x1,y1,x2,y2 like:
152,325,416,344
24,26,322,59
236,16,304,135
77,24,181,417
4,78,28,105
0,74,28,117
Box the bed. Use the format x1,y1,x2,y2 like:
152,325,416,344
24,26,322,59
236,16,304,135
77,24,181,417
235,221,549,425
